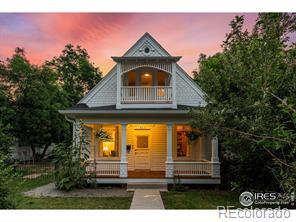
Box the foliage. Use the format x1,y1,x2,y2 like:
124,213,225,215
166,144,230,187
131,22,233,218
0,153,16,209
0,86,14,154
95,128,112,141
2,49,70,160
0,45,102,160
52,124,90,191
172,175,188,192
192,13,296,192
47,44,102,107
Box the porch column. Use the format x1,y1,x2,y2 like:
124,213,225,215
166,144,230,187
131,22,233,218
165,123,174,178
211,137,220,178
116,62,122,109
120,123,128,178
171,62,177,109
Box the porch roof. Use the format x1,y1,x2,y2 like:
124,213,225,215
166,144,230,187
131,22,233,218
59,104,196,115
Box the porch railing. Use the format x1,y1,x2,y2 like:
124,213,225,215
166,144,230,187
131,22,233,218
173,162,212,176
121,86,172,104
86,160,121,176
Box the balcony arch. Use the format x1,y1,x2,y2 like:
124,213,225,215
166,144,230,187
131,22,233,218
121,63,172,75
120,67,173,104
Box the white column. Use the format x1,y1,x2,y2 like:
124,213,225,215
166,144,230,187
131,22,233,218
120,123,128,178
116,62,122,109
165,123,174,178
211,137,219,162
211,136,220,178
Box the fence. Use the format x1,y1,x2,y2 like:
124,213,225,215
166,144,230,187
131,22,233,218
15,160,54,179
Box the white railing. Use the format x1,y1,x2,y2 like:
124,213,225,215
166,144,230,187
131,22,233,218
121,86,172,103
173,162,212,176
86,160,121,176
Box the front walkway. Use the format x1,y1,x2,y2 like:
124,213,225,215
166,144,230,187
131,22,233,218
130,189,165,209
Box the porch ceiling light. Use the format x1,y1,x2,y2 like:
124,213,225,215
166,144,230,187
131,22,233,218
144,73,150,77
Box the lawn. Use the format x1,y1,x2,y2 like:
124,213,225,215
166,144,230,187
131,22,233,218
12,176,133,209
161,189,241,209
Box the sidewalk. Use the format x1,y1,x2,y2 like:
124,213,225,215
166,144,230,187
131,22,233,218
130,189,165,209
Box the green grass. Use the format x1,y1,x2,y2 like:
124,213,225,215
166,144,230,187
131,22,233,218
11,177,132,209
161,189,241,209
16,196,132,209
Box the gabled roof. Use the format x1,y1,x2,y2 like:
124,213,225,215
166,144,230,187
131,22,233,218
122,32,172,57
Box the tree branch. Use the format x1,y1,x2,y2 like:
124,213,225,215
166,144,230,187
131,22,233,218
221,127,296,145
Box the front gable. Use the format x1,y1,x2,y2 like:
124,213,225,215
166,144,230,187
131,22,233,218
78,32,206,109
123,32,170,57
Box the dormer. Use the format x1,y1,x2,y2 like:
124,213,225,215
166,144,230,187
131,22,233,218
113,32,181,109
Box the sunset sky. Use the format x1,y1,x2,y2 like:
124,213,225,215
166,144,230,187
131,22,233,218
0,13,258,75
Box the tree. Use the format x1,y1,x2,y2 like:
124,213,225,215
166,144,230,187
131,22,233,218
0,86,14,154
0,62,15,154
14,65,70,160
2,48,70,160
191,13,296,192
47,44,102,107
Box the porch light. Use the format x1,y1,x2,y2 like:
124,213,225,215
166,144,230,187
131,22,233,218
144,73,150,77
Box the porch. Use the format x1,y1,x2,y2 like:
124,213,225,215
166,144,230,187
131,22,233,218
76,123,220,183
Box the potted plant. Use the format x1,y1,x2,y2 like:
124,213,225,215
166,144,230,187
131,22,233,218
95,128,112,141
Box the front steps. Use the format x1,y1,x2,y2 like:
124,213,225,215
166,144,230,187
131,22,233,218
127,182,168,191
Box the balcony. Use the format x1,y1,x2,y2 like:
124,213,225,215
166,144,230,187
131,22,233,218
121,86,173,104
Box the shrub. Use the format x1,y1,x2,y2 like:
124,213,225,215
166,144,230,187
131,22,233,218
52,125,90,191
0,153,16,209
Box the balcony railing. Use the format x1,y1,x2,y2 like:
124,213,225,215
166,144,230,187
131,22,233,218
121,86,172,104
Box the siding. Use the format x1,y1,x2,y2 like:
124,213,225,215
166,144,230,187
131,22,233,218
176,71,205,107
126,124,167,171
83,68,117,107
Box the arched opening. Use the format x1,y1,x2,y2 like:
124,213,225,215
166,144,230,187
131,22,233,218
120,67,173,104
121,67,171,87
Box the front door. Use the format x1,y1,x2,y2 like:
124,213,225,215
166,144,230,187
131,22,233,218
134,135,150,170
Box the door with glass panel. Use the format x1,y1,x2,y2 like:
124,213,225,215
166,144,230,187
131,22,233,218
134,135,150,170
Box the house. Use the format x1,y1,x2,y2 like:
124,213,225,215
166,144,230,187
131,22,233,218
60,32,220,185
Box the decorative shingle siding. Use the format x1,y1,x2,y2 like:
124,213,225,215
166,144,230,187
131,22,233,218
85,70,117,107
176,70,206,107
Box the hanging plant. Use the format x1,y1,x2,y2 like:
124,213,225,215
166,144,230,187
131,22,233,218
95,128,112,141
186,131,201,141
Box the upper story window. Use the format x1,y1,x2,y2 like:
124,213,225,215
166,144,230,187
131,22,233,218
144,47,150,54
140,73,152,86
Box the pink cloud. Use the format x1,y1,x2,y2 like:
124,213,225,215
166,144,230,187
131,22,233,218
0,13,258,75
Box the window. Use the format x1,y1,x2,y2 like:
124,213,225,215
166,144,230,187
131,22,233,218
137,136,149,148
98,125,119,157
176,125,191,157
140,73,152,86
144,47,150,54
127,72,136,86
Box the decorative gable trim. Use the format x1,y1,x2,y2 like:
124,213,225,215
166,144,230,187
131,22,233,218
123,32,171,57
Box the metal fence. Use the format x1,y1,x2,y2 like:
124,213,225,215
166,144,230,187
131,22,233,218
14,160,54,179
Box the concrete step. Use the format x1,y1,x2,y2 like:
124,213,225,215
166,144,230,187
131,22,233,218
127,182,168,191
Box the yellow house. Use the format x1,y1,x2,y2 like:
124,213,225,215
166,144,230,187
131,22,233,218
60,33,220,186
